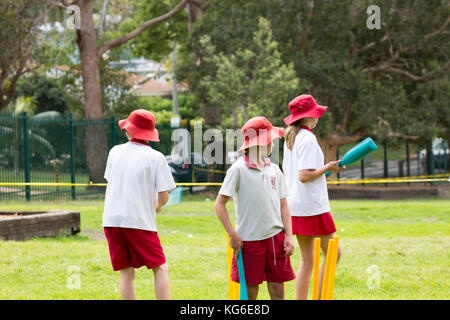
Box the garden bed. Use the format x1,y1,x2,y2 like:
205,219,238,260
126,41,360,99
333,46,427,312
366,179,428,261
0,210,80,241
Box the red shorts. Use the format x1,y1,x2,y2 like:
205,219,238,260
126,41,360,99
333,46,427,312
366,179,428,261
231,231,295,285
104,227,166,271
292,212,336,236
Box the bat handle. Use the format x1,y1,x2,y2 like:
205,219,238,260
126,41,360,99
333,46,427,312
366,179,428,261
237,251,248,300
325,161,343,177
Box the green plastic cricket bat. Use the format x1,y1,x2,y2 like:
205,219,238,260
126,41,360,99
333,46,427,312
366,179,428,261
325,137,378,177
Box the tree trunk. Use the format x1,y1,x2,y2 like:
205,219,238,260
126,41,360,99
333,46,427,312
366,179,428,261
77,0,108,185
203,104,221,125
317,137,339,165
317,133,366,166
232,106,239,128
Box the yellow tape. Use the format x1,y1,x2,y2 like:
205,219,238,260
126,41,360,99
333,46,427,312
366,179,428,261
0,178,448,188
327,178,448,184
327,172,449,182
0,182,222,187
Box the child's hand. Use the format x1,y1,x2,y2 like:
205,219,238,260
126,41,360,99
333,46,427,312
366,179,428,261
229,233,243,257
283,234,295,257
326,160,346,173
156,205,163,213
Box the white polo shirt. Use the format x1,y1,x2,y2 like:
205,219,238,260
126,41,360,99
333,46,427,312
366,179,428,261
282,128,330,217
218,155,289,241
102,140,176,231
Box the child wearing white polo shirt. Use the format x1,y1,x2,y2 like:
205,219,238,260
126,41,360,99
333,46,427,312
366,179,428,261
215,116,295,300
102,109,176,300
282,95,345,300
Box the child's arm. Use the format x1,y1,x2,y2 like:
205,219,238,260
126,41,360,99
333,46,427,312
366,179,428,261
156,191,169,213
299,160,346,183
215,194,242,254
280,198,295,257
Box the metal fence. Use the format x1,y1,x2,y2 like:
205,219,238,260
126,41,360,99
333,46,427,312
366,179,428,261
0,112,174,201
0,112,448,201
334,138,449,180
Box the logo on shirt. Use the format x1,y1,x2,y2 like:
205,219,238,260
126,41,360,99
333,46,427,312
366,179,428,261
270,176,277,190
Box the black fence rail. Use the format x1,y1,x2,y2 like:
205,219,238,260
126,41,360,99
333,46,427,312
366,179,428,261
0,112,448,201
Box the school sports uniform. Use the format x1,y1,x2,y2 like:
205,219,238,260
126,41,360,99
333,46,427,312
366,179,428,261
219,117,295,286
283,126,336,235
102,110,176,271
283,95,337,236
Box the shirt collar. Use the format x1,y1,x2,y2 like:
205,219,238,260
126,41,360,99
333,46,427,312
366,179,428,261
130,138,150,146
300,125,314,135
243,154,271,169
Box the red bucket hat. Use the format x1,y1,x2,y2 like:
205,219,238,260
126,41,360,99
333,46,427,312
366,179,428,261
238,116,284,152
283,94,328,126
118,109,159,142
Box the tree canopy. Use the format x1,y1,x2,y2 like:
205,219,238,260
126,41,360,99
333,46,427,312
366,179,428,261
176,0,449,160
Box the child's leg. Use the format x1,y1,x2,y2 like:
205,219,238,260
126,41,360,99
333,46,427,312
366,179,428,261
152,262,170,300
295,235,315,300
119,267,136,300
318,233,342,299
267,282,285,300
247,284,259,300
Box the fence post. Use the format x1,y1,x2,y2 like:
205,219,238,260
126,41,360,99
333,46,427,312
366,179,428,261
336,147,340,185
69,113,76,200
187,119,193,194
111,115,117,147
361,158,365,186
427,137,434,186
383,140,388,187
406,140,410,186
22,112,31,201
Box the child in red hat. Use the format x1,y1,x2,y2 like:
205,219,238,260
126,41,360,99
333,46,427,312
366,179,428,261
215,116,296,300
282,95,345,300
102,109,176,300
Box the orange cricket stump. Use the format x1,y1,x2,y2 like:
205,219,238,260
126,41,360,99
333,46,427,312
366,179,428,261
227,234,240,300
312,238,321,300
326,235,340,300
320,239,335,300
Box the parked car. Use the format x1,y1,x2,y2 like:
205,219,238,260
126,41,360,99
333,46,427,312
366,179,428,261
166,152,208,182
418,138,449,173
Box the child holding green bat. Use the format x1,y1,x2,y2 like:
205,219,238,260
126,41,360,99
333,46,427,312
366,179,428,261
282,95,345,300
215,116,295,300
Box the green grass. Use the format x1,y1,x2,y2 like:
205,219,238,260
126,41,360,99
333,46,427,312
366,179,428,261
0,197,449,300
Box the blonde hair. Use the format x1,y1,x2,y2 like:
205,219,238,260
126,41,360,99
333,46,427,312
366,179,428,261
284,118,312,150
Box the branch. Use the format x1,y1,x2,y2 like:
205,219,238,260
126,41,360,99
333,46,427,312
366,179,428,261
319,131,366,147
356,29,390,54
365,61,449,83
424,15,450,41
377,117,420,140
361,16,450,81
297,0,314,52
43,0,72,9
97,0,189,57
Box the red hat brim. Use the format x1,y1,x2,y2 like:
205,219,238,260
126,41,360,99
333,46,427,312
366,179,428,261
119,119,159,142
283,105,328,126
238,127,284,152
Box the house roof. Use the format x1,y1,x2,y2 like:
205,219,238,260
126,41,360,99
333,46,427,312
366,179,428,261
50,65,189,97
132,78,188,97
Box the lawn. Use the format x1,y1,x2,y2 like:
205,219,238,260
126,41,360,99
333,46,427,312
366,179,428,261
0,196,449,300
